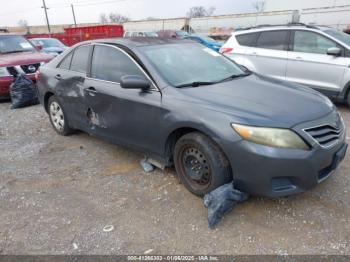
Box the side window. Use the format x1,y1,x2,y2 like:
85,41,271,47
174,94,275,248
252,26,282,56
293,30,338,55
70,45,91,73
58,52,73,70
91,45,144,83
256,30,288,51
236,33,258,47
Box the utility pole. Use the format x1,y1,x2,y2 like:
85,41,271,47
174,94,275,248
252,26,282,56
41,0,51,36
71,4,77,27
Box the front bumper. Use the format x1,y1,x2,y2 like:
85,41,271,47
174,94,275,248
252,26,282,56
222,111,347,197
0,74,36,97
228,140,347,197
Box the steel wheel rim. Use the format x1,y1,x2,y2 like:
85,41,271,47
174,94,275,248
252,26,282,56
179,145,212,191
49,101,65,132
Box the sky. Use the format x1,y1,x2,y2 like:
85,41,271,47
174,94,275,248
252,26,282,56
0,0,256,27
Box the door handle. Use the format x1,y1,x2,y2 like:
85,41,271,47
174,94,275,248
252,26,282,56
84,87,98,96
55,74,62,80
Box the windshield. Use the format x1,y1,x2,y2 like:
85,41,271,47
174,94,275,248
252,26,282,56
0,36,36,54
325,29,350,46
142,43,245,87
32,38,65,48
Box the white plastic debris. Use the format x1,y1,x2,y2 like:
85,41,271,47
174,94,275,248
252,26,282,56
73,243,78,250
144,249,154,254
140,157,155,173
103,225,114,232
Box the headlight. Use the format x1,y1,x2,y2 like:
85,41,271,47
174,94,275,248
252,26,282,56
232,124,309,150
0,67,10,77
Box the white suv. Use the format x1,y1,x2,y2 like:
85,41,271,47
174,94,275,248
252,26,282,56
220,24,350,106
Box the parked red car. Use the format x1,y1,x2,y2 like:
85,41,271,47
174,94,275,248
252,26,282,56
0,34,53,98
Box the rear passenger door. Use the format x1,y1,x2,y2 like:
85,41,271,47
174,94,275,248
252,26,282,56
54,45,92,128
229,32,258,67
286,30,346,95
252,30,290,80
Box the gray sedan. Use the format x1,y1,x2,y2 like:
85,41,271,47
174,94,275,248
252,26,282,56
37,38,347,197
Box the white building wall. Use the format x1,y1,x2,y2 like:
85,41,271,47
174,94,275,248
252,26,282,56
300,6,350,30
123,18,187,32
190,11,296,34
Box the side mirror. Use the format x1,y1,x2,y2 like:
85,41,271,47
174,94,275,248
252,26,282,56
35,44,43,51
327,47,342,57
120,75,151,90
239,64,251,73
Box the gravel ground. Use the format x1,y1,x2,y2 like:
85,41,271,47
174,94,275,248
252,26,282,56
0,101,349,255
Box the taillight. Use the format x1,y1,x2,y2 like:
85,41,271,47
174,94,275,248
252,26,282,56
219,47,233,54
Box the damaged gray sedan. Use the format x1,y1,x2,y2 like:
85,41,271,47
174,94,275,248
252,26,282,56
37,38,347,197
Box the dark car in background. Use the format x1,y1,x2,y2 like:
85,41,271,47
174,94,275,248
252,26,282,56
37,38,347,198
0,34,53,98
30,38,68,57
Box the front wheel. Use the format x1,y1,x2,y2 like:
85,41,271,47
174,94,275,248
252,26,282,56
48,96,74,136
174,132,232,196
347,91,350,108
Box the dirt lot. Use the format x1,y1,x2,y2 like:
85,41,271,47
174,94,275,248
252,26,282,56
0,101,349,255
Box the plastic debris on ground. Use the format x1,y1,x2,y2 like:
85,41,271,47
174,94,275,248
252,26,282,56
140,157,155,173
10,74,39,109
102,225,114,232
204,183,249,229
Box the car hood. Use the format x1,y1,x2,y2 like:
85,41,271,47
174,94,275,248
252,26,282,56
176,74,335,128
0,51,53,67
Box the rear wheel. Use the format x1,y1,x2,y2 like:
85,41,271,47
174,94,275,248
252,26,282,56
174,132,232,196
48,96,74,136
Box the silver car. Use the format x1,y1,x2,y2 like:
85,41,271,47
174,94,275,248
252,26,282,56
220,24,350,106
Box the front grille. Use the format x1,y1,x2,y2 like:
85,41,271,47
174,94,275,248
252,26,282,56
20,63,40,74
304,125,342,148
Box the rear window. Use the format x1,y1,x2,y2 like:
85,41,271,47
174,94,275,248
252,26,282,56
236,33,258,47
256,30,288,51
70,45,91,74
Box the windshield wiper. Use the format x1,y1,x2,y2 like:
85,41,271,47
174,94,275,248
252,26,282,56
176,81,216,88
216,73,251,84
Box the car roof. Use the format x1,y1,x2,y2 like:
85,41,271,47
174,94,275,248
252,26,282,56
87,37,195,48
234,24,332,35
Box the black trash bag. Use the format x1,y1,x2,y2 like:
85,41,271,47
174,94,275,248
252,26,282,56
10,74,39,109
204,183,249,229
